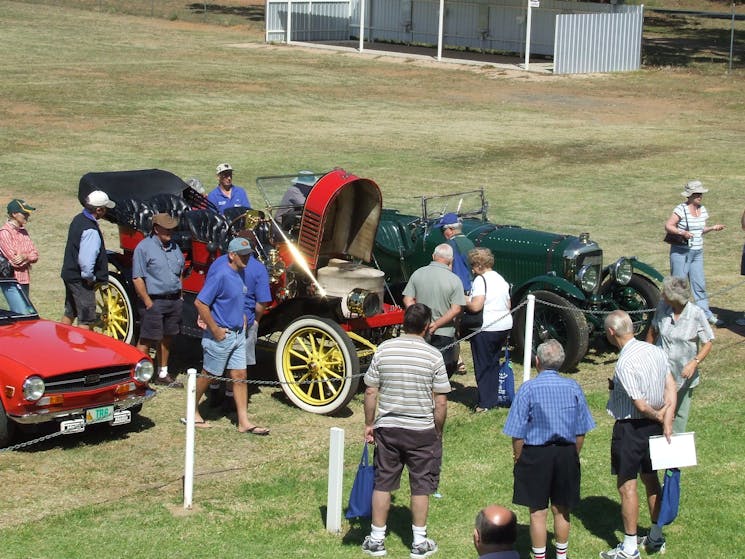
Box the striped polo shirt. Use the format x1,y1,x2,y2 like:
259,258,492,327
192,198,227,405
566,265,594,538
364,334,451,430
606,338,669,420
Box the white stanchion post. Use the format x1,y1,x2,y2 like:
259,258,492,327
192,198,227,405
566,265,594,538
183,368,197,509
359,0,365,52
326,427,345,533
522,294,535,382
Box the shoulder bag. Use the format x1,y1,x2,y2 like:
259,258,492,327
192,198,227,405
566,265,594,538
664,205,689,246
459,275,485,332
345,443,375,519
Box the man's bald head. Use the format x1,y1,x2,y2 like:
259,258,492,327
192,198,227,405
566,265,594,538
473,504,517,553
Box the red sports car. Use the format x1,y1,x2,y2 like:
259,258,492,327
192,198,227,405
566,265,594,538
0,274,155,448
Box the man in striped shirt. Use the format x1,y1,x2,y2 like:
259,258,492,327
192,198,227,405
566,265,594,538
600,311,677,559
362,303,451,558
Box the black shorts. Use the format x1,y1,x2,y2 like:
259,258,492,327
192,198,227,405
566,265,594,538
373,427,442,496
63,281,97,325
513,444,581,510
138,298,183,341
611,419,661,483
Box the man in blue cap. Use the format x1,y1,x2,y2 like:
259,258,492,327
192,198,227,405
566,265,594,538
435,212,474,294
190,237,269,435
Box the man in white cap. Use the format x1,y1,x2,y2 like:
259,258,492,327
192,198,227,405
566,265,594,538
190,237,269,435
60,190,115,330
207,163,251,214
132,213,185,388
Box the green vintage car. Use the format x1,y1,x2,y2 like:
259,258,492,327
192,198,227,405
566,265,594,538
373,189,662,371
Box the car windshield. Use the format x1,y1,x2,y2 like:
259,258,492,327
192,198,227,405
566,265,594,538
422,189,487,223
0,281,38,320
255,172,324,218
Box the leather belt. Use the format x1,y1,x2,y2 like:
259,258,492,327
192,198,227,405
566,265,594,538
149,292,181,300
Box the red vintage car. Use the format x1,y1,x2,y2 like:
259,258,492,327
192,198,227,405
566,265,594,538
80,168,405,415
0,273,155,448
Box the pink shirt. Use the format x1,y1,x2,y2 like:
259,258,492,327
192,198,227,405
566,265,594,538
0,220,39,285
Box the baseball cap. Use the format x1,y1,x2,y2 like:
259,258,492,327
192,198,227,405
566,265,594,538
7,199,35,216
216,163,233,175
227,237,253,255
152,213,179,230
85,190,116,209
434,212,460,229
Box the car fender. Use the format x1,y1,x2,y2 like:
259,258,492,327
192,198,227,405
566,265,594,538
512,275,587,305
628,258,664,282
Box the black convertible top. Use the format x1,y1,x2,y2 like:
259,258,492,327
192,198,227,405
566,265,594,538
78,169,188,206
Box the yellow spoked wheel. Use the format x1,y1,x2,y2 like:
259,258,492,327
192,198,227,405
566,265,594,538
275,316,360,414
94,274,135,344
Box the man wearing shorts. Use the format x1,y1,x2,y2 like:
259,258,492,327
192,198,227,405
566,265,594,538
191,237,269,435
132,213,185,387
60,190,115,329
503,340,595,559
222,249,272,410
362,303,451,558
600,310,676,559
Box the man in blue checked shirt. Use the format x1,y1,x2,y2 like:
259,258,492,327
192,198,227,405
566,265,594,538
503,340,595,559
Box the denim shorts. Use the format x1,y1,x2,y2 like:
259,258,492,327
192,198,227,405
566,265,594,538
202,328,246,376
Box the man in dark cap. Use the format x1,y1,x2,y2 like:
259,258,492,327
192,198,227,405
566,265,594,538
132,213,185,387
0,199,39,296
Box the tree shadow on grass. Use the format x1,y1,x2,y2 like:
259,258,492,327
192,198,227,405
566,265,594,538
186,3,265,22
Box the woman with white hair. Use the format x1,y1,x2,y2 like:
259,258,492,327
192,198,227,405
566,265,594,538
664,180,725,326
646,276,713,433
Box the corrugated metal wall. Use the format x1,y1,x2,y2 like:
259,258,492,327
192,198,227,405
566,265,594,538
266,0,350,43
266,0,643,73
554,7,643,74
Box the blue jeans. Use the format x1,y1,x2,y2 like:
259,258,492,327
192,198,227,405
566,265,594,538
670,246,712,318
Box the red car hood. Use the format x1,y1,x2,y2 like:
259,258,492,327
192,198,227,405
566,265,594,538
0,318,146,377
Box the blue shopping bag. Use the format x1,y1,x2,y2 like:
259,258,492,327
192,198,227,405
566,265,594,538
345,443,375,519
657,468,681,526
497,347,515,407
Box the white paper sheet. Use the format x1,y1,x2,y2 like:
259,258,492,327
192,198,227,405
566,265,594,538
649,432,697,470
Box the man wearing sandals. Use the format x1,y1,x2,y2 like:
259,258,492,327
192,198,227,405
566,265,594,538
190,237,269,436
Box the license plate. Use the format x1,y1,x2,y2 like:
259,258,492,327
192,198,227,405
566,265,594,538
85,405,114,424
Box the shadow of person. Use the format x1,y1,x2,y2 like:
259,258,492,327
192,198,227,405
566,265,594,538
573,495,622,547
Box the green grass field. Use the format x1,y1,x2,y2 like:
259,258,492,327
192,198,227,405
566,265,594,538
1,1,744,558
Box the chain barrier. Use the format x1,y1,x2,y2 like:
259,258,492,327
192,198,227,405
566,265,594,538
5,278,745,452
1,392,155,453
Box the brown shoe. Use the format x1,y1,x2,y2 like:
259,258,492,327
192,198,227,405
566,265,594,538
152,375,184,388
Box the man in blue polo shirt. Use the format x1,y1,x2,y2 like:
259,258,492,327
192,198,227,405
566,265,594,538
207,163,251,214
223,250,272,409
191,237,269,435
133,213,185,387
503,339,595,559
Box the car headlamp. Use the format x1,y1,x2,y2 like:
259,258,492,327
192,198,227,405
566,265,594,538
577,265,599,293
611,258,633,286
134,359,155,383
23,376,45,401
